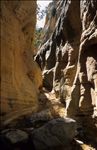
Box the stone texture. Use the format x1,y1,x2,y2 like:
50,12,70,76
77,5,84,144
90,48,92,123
1,1,97,149
35,0,97,138
0,1,42,126
31,118,77,150
42,69,54,91
1,129,28,144
41,0,62,44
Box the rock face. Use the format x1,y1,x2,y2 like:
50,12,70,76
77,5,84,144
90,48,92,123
35,0,97,129
41,0,62,45
31,118,77,149
1,1,42,125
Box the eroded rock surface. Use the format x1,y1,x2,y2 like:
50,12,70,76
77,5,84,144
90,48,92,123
1,0,97,149
31,118,77,150
35,0,97,139
0,0,42,126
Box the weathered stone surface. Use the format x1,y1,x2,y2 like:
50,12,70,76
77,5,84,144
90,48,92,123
1,129,28,144
31,118,77,149
0,129,36,150
43,69,54,91
0,1,42,126
41,0,62,44
35,0,97,118
35,0,97,141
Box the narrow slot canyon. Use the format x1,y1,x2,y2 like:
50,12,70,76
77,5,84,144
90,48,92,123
0,0,97,150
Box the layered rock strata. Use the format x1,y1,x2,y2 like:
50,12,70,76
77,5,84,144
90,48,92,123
0,0,42,126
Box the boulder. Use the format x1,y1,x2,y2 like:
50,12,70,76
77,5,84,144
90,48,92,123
1,129,28,144
31,118,77,149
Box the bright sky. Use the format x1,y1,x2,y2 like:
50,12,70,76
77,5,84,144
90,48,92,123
36,0,52,28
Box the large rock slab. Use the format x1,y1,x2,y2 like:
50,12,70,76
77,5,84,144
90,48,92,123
31,118,77,149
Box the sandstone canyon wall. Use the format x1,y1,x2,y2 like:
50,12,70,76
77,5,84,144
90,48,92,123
41,0,63,45
35,0,97,127
0,0,42,126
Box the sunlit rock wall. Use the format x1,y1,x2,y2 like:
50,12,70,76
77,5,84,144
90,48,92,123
41,0,62,44
35,0,97,122
1,0,42,125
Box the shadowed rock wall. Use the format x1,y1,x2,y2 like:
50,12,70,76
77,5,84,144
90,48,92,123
1,0,42,125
